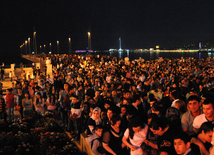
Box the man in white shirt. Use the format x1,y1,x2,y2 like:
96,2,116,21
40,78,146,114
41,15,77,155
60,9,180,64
192,98,214,133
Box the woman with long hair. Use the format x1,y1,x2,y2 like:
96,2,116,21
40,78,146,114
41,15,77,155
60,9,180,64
122,117,148,155
22,92,33,117
34,92,45,115
46,94,57,114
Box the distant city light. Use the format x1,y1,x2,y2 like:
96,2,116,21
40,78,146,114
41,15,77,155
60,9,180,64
32,52,35,54
75,50,93,53
49,51,52,54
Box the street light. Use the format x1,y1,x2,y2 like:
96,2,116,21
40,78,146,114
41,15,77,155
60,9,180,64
44,44,46,53
68,38,71,54
88,32,91,50
49,43,52,53
25,40,28,54
20,45,23,54
40,45,42,53
57,41,59,54
33,31,37,55
28,37,31,54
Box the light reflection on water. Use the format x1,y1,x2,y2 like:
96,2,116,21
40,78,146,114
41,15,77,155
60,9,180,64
104,50,208,61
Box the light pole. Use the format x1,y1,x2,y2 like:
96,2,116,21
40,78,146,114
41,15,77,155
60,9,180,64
33,31,37,55
68,38,71,54
25,40,28,54
28,37,31,54
88,32,91,50
57,41,59,54
20,45,23,54
44,44,46,53
40,45,42,53
49,43,52,54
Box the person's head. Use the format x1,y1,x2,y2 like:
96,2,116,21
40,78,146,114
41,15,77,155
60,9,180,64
151,104,161,115
107,107,114,120
110,115,121,128
17,88,22,94
198,122,214,143
24,92,30,99
132,94,141,106
129,117,145,139
149,98,157,108
112,90,117,97
64,83,69,91
122,98,130,105
92,107,101,120
72,95,79,104
88,98,95,104
94,125,103,137
124,91,132,99
95,90,100,97
6,88,12,94
202,98,214,118
83,102,89,111
189,89,198,96
120,105,128,116
187,95,201,113
36,92,41,98
173,132,191,155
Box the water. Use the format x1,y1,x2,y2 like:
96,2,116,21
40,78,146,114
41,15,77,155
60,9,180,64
90,50,211,61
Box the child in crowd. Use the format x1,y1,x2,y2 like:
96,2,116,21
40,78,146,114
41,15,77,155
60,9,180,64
86,125,104,155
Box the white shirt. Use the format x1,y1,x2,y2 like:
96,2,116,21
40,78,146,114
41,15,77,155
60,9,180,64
192,114,207,129
124,125,148,155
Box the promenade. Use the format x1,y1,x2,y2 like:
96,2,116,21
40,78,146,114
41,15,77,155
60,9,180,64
2,69,22,95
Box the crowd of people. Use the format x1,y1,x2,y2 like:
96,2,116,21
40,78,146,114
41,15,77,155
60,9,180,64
1,54,214,155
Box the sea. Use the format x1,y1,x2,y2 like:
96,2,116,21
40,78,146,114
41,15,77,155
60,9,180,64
0,50,212,67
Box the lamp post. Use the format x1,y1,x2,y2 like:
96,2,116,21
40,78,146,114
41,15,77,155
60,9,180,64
20,45,23,54
49,43,52,54
33,31,37,55
28,37,31,54
88,32,91,50
68,38,71,54
44,44,46,53
40,45,42,53
25,40,28,54
57,41,59,54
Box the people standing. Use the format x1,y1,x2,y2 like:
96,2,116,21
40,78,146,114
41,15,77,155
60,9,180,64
5,89,15,122
22,92,33,117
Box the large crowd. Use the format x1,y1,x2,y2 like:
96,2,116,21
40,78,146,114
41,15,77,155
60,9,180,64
1,54,214,155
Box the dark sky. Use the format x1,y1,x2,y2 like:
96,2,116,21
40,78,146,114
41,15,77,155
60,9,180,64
1,0,214,55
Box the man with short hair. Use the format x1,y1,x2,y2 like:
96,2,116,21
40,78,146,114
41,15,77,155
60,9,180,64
181,95,202,135
192,98,214,133
173,131,200,155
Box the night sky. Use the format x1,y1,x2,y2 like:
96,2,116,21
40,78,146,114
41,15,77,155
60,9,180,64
1,0,214,57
